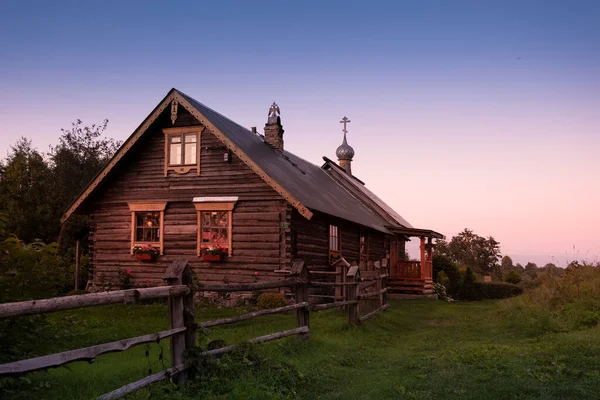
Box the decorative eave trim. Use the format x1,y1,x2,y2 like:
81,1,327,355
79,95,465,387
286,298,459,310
61,91,179,223
60,89,314,223
173,92,314,220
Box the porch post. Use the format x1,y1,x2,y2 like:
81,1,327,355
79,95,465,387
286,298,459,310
427,237,433,280
419,236,426,279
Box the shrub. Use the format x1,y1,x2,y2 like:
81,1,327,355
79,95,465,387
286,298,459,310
256,292,287,309
500,263,600,334
433,254,461,297
504,270,522,284
472,282,523,299
458,267,477,300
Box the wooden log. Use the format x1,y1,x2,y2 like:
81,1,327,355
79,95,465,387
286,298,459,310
0,286,189,318
163,260,189,385
0,327,186,376
346,267,360,326
194,278,300,292
198,302,308,329
359,304,390,322
309,281,356,287
308,271,340,276
310,300,358,311
295,265,310,339
201,327,309,358
97,363,186,400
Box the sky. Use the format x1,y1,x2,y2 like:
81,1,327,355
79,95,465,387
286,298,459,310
0,0,599,266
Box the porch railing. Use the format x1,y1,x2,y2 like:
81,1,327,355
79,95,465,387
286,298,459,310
395,260,422,279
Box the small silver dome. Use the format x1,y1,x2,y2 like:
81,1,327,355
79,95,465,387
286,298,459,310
336,133,355,160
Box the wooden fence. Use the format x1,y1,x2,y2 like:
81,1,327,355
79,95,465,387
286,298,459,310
0,258,388,399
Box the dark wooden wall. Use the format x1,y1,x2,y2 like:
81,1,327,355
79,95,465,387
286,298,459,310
86,108,289,285
291,210,391,270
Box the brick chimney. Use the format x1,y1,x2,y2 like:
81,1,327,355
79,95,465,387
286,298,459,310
264,102,284,151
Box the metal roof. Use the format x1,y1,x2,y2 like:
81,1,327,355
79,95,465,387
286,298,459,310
178,90,394,233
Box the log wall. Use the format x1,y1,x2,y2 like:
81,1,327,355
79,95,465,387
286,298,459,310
291,210,391,269
86,108,288,285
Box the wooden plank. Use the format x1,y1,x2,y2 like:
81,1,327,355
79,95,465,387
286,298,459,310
359,304,390,322
198,302,308,329
200,327,309,358
97,363,186,400
0,327,185,376
195,278,300,292
310,300,357,311
0,286,189,318
358,288,388,300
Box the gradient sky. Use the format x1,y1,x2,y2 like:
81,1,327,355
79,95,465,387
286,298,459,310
1,1,599,266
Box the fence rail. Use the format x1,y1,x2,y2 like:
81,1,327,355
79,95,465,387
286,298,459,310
0,258,390,399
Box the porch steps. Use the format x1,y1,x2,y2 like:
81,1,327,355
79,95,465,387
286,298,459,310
388,279,434,295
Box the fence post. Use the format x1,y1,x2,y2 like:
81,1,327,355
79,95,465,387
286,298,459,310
163,259,196,384
75,240,80,290
332,258,350,301
291,260,309,339
346,265,360,325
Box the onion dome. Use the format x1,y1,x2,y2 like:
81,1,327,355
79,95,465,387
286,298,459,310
336,133,355,161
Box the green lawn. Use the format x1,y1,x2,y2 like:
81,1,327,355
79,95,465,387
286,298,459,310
4,299,600,399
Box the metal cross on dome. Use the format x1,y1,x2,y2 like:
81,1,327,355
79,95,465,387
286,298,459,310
340,116,351,134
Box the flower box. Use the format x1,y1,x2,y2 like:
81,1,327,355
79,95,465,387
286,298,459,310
135,253,156,261
201,254,224,262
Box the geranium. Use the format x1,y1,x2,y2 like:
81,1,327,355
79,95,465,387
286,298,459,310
200,244,227,256
132,244,160,256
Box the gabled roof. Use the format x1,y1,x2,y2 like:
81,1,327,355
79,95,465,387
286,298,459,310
321,157,413,228
62,88,396,233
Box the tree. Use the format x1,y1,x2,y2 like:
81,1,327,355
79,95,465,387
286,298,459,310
0,138,54,242
505,270,522,284
501,255,514,270
524,262,539,279
435,229,501,274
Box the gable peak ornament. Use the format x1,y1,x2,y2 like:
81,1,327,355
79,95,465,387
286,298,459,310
267,102,281,125
170,100,179,125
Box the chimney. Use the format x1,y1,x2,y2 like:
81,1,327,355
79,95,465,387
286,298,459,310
264,102,284,151
251,126,257,133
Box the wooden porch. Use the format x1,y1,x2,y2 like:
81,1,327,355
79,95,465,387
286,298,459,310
388,231,441,295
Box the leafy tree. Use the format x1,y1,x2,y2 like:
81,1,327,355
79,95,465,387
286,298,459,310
50,119,120,251
524,262,539,279
436,229,501,274
501,255,514,270
505,270,522,285
0,138,54,242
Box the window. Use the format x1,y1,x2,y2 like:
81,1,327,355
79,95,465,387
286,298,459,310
162,126,204,176
128,202,167,255
329,224,341,264
360,231,369,264
194,197,238,257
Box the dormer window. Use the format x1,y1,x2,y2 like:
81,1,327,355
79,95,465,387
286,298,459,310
162,126,204,175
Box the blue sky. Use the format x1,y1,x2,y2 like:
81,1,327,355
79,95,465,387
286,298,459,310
1,0,599,265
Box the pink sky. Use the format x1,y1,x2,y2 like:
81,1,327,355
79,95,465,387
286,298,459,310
1,1,598,266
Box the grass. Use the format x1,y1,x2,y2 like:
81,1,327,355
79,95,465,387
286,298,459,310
3,299,600,399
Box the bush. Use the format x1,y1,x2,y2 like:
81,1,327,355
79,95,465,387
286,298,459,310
433,254,461,297
504,270,522,284
256,292,287,309
472,282,523,299
500,263,600,334
458,267,477,300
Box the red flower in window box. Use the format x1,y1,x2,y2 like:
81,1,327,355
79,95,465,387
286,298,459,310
200,245,227,262
132,244,159,261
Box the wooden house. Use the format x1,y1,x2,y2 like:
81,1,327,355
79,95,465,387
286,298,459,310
62,89,442,294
